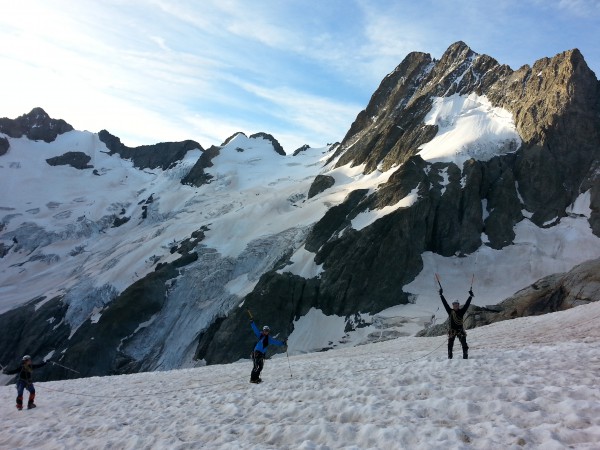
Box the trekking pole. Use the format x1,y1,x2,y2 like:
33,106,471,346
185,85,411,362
286,349,293,378
50,361,81,374
470,274,474,290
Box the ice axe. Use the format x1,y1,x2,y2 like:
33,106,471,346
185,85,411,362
435,273,443,291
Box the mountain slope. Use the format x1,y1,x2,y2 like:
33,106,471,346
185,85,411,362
1,41,599,380
200,42,600,364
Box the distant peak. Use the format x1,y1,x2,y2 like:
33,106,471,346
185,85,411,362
221,131,247,147
439,41,476,63
25,107,50,119
0,107,73,143
249,132,286,156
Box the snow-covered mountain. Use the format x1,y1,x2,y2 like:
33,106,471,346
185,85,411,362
1,42,599,381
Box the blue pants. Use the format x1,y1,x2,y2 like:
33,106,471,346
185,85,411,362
16,380,35,408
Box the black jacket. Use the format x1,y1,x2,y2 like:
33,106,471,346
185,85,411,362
5,361,46,383
440,293,472,331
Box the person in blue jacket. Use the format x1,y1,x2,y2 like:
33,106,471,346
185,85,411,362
4,355,47,410
249,320,286,383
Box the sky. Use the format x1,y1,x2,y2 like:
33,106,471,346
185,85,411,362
1,300,599,448
1,0,599,152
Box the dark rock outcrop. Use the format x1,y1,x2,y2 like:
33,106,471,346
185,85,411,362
0,136,8,156
98,129,203,171
197,272,322,364
307,175,335,199
293,144,311,156
0,296,70,379
46,152,93,170
0,108,73,143
181,145,220,187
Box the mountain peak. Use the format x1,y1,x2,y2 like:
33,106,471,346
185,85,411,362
0,107,73,143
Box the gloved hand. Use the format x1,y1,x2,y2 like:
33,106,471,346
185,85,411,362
284,340,288,346
469,289,474,297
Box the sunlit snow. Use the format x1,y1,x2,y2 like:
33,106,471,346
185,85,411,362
1,301,599,449
418,93,521,166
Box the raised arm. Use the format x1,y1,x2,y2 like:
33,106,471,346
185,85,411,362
462,289,474,311
250,320,261,338
439,288,451,314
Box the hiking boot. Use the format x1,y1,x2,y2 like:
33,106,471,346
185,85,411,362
27,403,36,409
16,405,23,411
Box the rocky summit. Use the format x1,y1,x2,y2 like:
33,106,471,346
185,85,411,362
1,42,599,381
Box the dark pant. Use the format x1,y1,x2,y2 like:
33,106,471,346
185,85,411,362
448,331,468,359
251,351,265,381
16,380,35,408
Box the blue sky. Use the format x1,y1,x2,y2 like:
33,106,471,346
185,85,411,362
1,0,599,152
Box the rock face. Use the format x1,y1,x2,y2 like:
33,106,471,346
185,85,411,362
0,296,70,378
0,136,8,156
0,107,73,142
98,129,203,170
334,42,600,231
181,145,220,187
199,42,600,364
307,175,335,199
46,152,93,170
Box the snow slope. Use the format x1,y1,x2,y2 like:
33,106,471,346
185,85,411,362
418,93,521,166
1,301,599,449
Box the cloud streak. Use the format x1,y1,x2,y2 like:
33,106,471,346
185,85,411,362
1,0,598,152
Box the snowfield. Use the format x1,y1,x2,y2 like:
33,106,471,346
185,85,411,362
2,301,599,449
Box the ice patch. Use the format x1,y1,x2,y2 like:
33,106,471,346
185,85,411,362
418,93,521,166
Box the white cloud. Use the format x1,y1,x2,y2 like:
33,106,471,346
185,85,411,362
1,0,599,152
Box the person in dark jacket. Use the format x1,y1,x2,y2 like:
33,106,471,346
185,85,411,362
249,321,286,383
5,355,47,410
439,288,473,359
